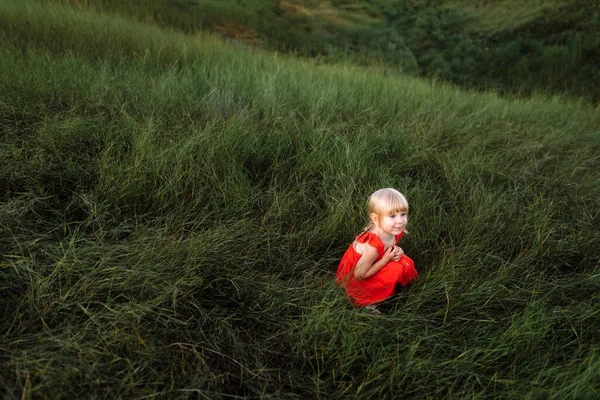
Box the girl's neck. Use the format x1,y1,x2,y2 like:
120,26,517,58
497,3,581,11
371,226,395,243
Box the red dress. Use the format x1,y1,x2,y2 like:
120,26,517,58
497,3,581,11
336,231,418,306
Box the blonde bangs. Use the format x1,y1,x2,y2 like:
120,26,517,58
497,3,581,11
368,188,408,216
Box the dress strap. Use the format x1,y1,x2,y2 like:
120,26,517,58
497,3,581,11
355,231,384,255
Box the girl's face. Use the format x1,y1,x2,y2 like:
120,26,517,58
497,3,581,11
373,209,408,236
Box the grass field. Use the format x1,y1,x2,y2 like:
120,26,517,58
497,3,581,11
1,0,600,398
55,0,600,102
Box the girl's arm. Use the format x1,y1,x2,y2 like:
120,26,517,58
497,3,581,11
354,245,395,280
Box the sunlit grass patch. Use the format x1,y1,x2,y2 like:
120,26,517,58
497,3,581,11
278,0,379,26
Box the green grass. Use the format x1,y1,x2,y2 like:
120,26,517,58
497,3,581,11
1,0,600,398
55,0,600,103
450,0,566,33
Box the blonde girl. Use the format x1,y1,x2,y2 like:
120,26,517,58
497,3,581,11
336,188,418,309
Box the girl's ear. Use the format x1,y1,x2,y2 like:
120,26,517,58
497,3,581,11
370,213,379,226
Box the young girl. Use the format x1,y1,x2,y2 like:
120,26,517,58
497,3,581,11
336,188,418,310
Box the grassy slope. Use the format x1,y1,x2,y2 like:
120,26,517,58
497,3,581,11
57,0,600,102
1,0,600,398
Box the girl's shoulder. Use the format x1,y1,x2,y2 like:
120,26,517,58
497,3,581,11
354,231,384,254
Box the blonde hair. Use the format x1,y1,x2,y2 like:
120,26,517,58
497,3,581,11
362,188,409,233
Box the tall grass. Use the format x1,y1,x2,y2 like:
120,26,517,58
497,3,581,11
55,0,600,102
1,0,599,398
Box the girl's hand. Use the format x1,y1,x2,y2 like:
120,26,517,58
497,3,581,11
381,246,403,263
382,246,396,263
392,246,404,262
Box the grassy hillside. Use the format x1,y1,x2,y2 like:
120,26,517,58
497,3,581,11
2,0,600,398
58,0,600,102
